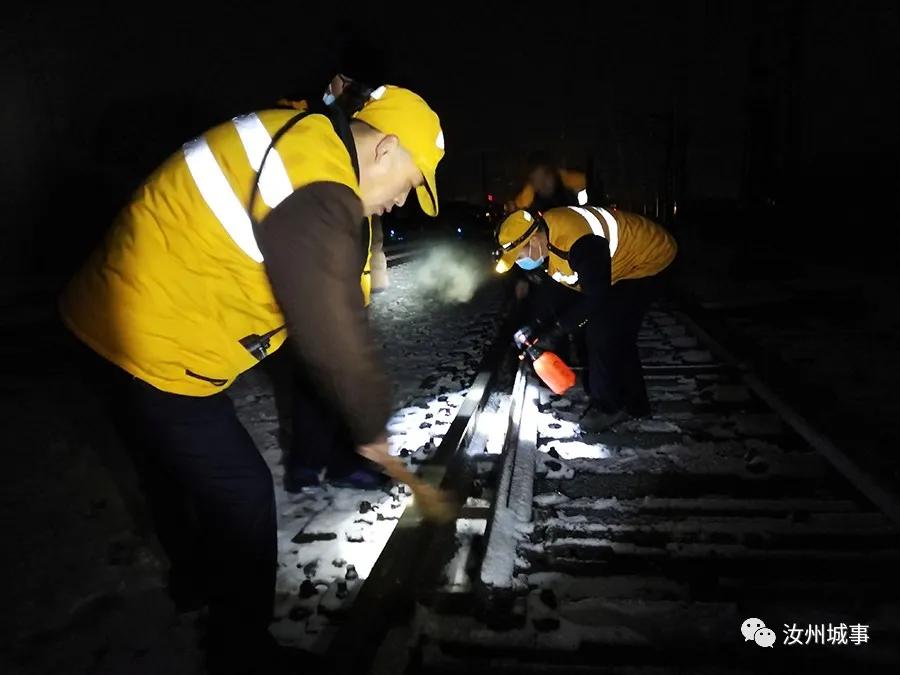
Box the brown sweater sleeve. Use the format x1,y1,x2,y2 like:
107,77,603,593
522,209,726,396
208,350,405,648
254,181,392,446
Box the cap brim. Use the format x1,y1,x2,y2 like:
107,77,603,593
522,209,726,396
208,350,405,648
416,170,438,216
496,242,527,273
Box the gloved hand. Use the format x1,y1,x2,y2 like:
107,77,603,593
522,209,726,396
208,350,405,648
357,435,456,523
513,325,537,350
357,434,392,469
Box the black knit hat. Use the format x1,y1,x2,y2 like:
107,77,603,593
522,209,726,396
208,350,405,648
337,34,390,89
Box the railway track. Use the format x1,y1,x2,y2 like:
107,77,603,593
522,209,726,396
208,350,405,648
326,302,900,674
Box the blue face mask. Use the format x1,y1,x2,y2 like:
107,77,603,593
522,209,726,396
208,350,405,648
516,255,545,270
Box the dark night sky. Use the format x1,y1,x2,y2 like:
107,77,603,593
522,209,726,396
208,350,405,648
2,1,899,277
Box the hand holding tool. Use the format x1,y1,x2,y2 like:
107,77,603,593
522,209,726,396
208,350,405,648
357,440,457,523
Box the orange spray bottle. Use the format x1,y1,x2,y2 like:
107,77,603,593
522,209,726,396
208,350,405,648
513,328,576,395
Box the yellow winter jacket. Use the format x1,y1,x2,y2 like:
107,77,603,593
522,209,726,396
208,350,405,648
60,110,360,395
544,206,677,289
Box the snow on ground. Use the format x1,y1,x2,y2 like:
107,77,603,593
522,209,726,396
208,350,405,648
228,259,506,652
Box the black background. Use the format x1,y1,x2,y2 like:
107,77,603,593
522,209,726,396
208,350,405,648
3,1,899,280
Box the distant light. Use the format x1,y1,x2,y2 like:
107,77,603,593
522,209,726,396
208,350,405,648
390,229,396,238
673,201,678,216
487,193,494,202
577,189,588,205
484,211,490,217
457,227,462,234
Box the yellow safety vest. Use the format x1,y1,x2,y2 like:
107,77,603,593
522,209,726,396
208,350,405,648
544,206,677,291
60,110,361,396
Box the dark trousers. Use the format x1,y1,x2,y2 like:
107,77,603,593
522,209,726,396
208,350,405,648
285,366,363,479
583,276,658,414
87,352,277,671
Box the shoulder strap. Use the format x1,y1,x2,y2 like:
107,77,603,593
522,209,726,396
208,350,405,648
535,214,567,260
319,105,368,270
548,242,569,260
247,105,360,225
319,104,361,182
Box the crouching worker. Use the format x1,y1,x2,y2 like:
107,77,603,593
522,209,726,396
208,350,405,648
494,206,676,432
504,150,589,214
59,85,444,673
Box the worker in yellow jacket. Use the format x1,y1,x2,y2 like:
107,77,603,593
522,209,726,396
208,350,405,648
495,205,676,432
60,85,444,672
505,150,589,214
275,39,394,491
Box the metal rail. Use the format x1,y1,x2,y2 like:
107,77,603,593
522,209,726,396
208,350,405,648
326,293,520,674
673,308,900,527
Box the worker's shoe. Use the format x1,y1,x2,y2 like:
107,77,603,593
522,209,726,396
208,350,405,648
168,567,209,613
626,403,652,419
283,467,322,493
327,464,392,490
579,407,630,434
624,395,652,419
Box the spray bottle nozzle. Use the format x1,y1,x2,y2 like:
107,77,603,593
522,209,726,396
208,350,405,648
524,345,543,361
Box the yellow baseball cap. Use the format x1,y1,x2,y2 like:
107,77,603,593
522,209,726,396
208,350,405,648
495,210,540,273
354,85,444,216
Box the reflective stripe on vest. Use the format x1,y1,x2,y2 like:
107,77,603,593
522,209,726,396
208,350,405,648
576,189,588,205
597,207,619,256
567,206,619,256
183,113,293,262
183,137,263,262
552,270,580,285
232,114,293,209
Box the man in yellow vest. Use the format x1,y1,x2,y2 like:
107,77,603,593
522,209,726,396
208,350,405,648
60,85,444,672
505,151,589,214
495,205,676,432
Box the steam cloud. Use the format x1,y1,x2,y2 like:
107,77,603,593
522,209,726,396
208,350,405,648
410,243,491,304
